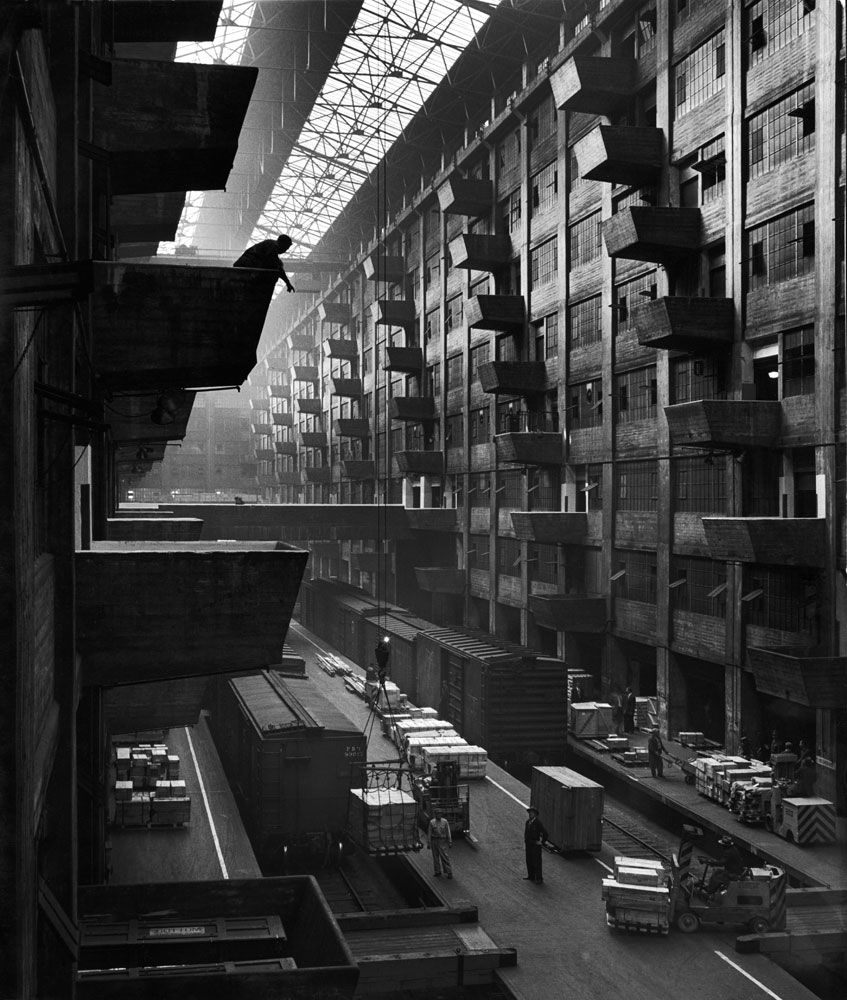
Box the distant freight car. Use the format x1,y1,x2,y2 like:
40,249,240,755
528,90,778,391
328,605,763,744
210,671,366,870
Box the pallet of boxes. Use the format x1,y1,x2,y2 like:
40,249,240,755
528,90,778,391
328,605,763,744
113,741,190,828
348,787,419,854
602,857,670,935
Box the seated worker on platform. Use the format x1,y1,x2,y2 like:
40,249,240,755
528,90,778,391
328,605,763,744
704,836,746,896
233,234,295,292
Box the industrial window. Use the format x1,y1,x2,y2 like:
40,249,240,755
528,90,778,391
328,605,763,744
470,342,490,382
696,136,726,204
498,470,523,510
569,296,602,349
743,567,819,636
792,446,817,517
746,204,814,289
468,475,489,508
500,188,522,234
410,266,421,301
498,537,522,577
445,413,463,448
470,407,491,444
782,325,815,396
427,362,440,396
425,253,440,290
575,463,603,511
616,460,658,512
674,30,725,118
498,406,558,434
673,0,707,27
376,386,386,416
748,82,815,179
615,270,657,331
569,211,603,267
496,332,518,362
528,94,556,150
446,354,463,390
424,308,440,342
614,550,658,604
470,275,489,297
468,533,490,569
530,236,558,289
568,379,603,429
446,295,463,333
673,456,727,513
527,468,560,512
638,7,657,55
615,366,657,423
531,161,558,215
670,355,725,403
530,542,558,583
497,127,521,171
613,185,657,214
532,311,559,360
747,0,815,68
671,557,727,618
568,145,587,192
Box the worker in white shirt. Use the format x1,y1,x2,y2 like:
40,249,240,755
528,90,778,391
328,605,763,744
427,808,453,878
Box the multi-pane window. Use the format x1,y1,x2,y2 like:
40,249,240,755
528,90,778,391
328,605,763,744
470,342,490,382
530,543,558,584
498,537,521,577
671,557,726,618
530,236,558,289
671,355,725,403
498,470,523,509
674,30,725,118
569,211,603,267
615,367,657,423
532,312,559,360
748,82,815,179
446,354,463,390
446,295,463,333
616,460,658,511
531,161,558,215
528,94,556,151
468,533,490,568
362,348,371,374
497,128,521,171
743,567,820,636
468,475,489,508
568,379,603,429
575,463,603,511
527,468,560,511
427,362,440,396
496,332,518,362
470,407,491,444
614,550,658,604
411,265,421,301
568,145,587,192
425,252,440,290
425,307,440,342
673,456,727,513
674,0,707,27
782,325,815,396
569,296,602,349
747,204,814,289
445,413,463,447
748,0,815,67
500,188,522,233
470,275,489,297
615,270,657,329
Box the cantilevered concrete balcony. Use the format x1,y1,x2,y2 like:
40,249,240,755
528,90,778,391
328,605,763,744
94,59,256,195
574,125,663,186
632,297,734,352
342,460,375,480
310,541,341,559
318,301,351,325
255,448,275,461
108,390,196,444
272,412,294,427
110,1,221,42
363,252,405,284
373,299,416,330
495,432,563,467
301,467,331,484
297,398,322,415
414,567,466,594
292,365,319,382
664,400,782,450
267,354,290,371
448,234,512,272
437,176,494,217
300,431,327,448
332,377,363,397
351,552,381,574
385,346,424,374
105,517,204,543
269,384,289,398
275,441,297,456
334,418,371,437
511,512,588,544
467,294,525,332
251,420,269,434
479,361,549,396
406,508,459,531
91,263,275,390
529,595,606,633
746,646,847,709
249,397,270,411
287,332,314,351
603,207,701,265
390,396,437,422
111,191,183,248
76,541,308,684
702,517,826,568
549,54,637,115
276,470,301,486
323,339,359,361
394,450,444,476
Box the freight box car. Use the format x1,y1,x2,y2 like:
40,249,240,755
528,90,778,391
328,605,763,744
210,671,366,870
297,578,400,665
360,611,438,705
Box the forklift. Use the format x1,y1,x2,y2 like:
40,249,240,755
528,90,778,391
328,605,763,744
669,825,786,934
411,760,470,839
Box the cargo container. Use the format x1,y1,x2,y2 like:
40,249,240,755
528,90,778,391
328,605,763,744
210,671,366,869
530,765,604,852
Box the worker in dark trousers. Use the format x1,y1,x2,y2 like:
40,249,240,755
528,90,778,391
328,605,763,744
523,806,548,884
427,808,452,878
705,836,745,897
647,727,666,777
233,234,295,292
623,687,636,733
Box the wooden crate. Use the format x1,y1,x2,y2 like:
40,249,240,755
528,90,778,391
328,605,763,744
166,754,180,779
406,735,467,772
530,765,603,852
421,745,488,780
348,787,418,852
115,781,133,802
569,702,614,739
150,797,191,825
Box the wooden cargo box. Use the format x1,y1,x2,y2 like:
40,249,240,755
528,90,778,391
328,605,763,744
348,787,418,853
150,796,191,826
421,744,488,780
531,765,603,852
569,702,614,739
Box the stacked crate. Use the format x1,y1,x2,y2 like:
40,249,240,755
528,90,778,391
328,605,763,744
693,755,755,801
569,702,614,739
112,741,189,827
421,744,488,780
717,764,772,806
634,697,656,730
602,857,670,934
567,670,594,703
678,731,706,747
406,735,468,771
348,787,418,852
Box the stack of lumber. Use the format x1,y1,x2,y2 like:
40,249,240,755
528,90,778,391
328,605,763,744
678,731,706,746
531,766,603,852
348,788,418,852
567,670,594,702
393,717,454,749
569,702,614,739
422,744,488,780
602,857,670,934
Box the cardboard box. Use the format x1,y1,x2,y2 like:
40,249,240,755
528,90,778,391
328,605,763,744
348,788,418,852
114,780,133,802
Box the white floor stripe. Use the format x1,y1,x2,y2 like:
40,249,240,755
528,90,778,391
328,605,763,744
185,726,229,880
714,950,784,1000
289,621,333,658
485,775,528,809
594,858,614,873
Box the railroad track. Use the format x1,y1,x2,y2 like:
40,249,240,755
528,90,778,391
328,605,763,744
600,802,677,865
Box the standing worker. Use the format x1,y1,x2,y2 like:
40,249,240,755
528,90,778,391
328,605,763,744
233,234,295,292
523,806,548,884
647,727,666,778
623,687,636,734
427,808,452,879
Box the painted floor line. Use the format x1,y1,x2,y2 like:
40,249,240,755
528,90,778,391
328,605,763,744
714,950,784,1000
485,775,528,810
594,857,614,873
185,726,229,880
290,621,333,659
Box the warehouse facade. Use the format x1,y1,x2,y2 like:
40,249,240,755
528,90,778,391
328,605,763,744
246,0,846,809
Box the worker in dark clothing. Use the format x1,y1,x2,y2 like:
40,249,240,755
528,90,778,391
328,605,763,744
769,730,782,762
623,687,636,733
647,727,666,778
233,234,295,292
739,734,752,760
705,836,745,896
523,806,548,884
